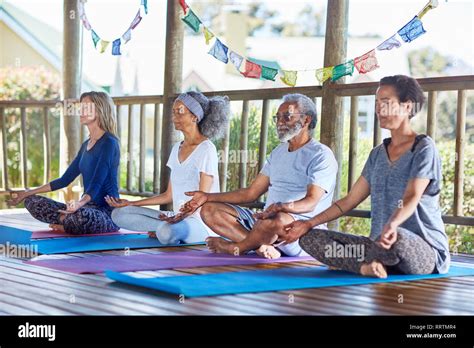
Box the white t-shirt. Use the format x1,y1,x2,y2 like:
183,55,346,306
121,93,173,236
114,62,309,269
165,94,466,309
166,139,220,235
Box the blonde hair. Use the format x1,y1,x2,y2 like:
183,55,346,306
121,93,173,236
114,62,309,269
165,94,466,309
80,91,118,137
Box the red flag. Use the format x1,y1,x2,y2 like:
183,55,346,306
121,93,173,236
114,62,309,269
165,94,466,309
179,0,188,13
241,60,262,79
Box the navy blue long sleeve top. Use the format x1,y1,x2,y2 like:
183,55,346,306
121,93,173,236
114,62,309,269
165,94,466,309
50,132,120,207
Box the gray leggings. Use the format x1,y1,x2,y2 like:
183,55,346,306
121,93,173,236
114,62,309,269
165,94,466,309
111,205,209,245
299,227,436,275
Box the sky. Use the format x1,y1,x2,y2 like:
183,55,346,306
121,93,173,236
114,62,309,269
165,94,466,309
6,0,474,76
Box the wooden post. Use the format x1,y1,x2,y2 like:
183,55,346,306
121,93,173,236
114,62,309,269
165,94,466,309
320,0,349,229
160,0,184,210
61,0,82,201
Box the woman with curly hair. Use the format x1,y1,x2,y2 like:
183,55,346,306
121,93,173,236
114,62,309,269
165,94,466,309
107,91,230,245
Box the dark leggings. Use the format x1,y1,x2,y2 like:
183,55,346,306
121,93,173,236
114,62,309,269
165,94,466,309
24,195,119,235
299,227,436,275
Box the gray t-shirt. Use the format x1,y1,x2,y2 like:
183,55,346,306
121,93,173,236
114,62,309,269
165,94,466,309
260,138,338,225
361,135,450,274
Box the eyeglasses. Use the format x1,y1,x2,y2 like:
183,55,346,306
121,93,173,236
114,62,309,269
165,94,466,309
272,112,306,123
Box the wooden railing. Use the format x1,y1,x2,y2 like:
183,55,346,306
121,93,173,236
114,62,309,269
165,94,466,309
0,75,473,226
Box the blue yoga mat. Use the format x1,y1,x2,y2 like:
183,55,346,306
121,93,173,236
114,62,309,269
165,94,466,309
0,225,204,254
105,265,474,298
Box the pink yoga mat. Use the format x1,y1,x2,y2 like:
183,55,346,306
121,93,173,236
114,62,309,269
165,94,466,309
25,250,314,274
31,229,147,239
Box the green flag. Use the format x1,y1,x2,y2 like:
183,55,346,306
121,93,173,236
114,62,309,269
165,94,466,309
261,66,278,81
181,9,202,33
331,60,354,81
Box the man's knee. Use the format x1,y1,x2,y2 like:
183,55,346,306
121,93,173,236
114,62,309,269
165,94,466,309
200,202,224,224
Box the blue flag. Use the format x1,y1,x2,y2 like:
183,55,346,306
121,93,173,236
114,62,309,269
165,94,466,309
112,39,121,56
397,16,426,43
208,38,228,64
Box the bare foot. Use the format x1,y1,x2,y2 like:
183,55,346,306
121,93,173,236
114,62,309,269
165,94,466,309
148,231,157,238
256,245,281,259
206,237,239,255
49,224,65,232
360,260,387,278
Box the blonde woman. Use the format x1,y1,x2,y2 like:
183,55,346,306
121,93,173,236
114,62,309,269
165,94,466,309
7,91,121,235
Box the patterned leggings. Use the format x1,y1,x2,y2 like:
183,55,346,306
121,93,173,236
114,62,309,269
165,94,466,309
299,227,436,275
24,195,119,235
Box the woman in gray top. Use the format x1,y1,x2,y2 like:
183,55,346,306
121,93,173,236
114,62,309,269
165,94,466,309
281,75,450,278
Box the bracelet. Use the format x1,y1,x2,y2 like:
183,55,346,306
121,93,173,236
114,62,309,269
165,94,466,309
334,201,344,214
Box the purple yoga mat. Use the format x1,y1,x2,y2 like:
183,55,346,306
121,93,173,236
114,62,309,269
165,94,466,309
31,229,146,239
25,250,314,274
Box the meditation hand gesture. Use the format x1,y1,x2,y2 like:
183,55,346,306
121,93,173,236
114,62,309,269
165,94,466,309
105,196,130,208
377,223,398,250
179,191,209,215
253,202,285,220
281,220,312,244
58,200,83,215
6,190,30,206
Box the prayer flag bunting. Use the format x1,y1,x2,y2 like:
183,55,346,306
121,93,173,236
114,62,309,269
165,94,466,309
98,40,110,54
376,34,402,51
130,10,143,29
81,14,92,31
417,0,438,19
91,30,100,48
261,66,278,81
280,70,297,87
203,27,215,45
122,28,132,44
179,0,189,14
331,60,354,81
182,9,201,33
315,67,333,84
112,39,121,56
208,38,229,64
354,50,379,74
229,51,244,71
141,0,148,15
241,60,262,79
397,16,426,43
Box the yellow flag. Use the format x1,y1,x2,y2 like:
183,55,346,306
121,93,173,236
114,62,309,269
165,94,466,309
315,67,333,84
417,0,438,19
99,40,110,54
280,70,297,87
203,27,215,45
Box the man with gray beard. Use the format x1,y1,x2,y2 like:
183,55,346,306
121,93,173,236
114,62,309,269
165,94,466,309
180,93,338,259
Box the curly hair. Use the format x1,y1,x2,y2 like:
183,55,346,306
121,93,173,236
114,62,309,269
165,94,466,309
282,93,318,130
379,75,426,118
177,91,230,140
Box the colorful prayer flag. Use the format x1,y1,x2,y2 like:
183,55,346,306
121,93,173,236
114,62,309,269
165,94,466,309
354,50,379,74
179,0,189,14
229,51,244,71
91,30,100,48
241,60,262,79
208,38,229,64
181,9,201,33
112,39,121,56
130,10,143,29
331,60,354,81
81,14,92,31
122,28,132,44
376,34,402,51
98,40,110,54
203,27,214,45
417,0,438,19
315,67,333,84
397,16,426,43
261,66,278,81
141,0,148,15
280,70,297,87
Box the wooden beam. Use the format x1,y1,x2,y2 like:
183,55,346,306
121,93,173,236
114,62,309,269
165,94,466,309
320,0,349,228
160,0,184,210
61,0,82,201
454,90,467,216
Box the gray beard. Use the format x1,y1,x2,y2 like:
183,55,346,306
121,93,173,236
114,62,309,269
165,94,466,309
277,122,303,142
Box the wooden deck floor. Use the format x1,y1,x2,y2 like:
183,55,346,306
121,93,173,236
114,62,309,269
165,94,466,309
1,209,474,315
